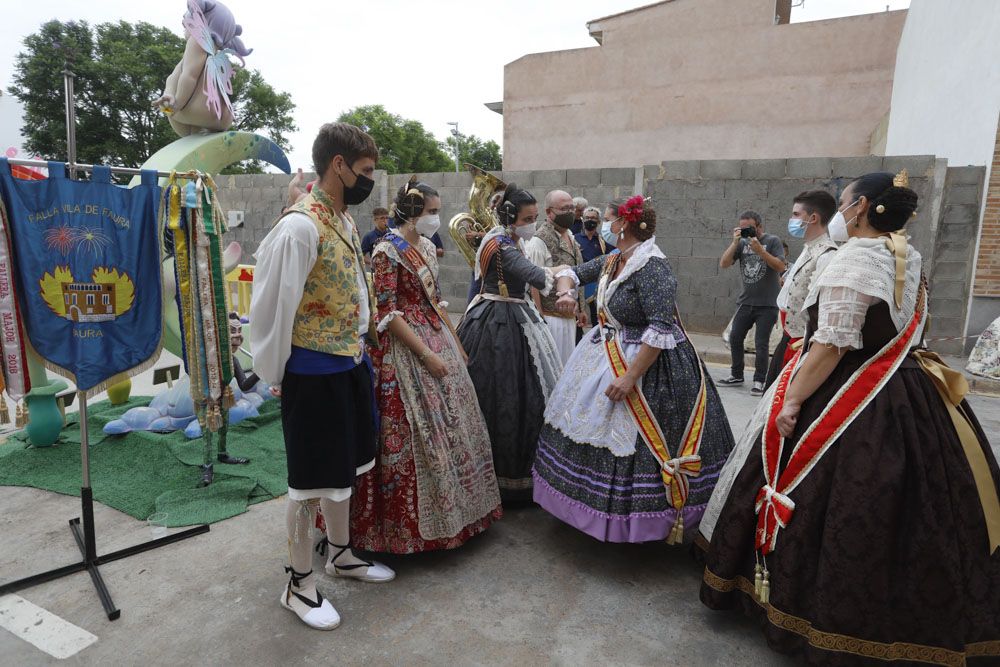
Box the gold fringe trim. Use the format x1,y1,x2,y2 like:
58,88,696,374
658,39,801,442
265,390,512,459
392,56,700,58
23,329,165,400
701,567,1000,666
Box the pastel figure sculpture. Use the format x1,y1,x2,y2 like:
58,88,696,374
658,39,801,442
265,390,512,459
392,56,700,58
152,0,252,137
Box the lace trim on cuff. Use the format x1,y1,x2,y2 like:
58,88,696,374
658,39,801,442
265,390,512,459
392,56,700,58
810,327,862,351
554,268,580,287
377,310,404,333
540,269,555,297
641,326,680,350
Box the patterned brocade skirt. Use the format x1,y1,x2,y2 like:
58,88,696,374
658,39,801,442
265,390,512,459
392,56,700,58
698,354,1000,666
533,328,735,542
458,298,562,503
351,316,502,554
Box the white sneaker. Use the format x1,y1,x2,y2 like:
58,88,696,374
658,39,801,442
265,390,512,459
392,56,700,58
280,568,341,630
324,541,396,583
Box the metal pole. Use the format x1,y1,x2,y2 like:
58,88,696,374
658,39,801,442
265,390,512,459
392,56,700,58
63,67,96,563
447,121,460,173
5,157,198,180
62,68,77,176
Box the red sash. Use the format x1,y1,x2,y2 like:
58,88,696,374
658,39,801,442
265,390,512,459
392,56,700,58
598,254,707,543
778,311,801,367
756,284,927,557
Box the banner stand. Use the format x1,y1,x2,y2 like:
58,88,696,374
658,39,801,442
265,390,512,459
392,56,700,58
0,68,209,621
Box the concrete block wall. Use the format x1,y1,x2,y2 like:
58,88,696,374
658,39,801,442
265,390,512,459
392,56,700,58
211,156,984,354
642,155,943,334
212,171,389,264
932,166,988,354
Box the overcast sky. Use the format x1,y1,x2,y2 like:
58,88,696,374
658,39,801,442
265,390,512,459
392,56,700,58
1,0,909,170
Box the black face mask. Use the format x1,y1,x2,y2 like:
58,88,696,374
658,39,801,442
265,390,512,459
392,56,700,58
337,162,375,205
553,211,576,229
583,219,599,231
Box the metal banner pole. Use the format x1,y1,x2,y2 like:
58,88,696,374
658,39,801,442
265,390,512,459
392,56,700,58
0,66,210,621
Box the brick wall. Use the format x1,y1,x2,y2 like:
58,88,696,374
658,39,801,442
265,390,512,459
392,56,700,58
966,113,1000,346
213,155,984,354
973,116,1000,298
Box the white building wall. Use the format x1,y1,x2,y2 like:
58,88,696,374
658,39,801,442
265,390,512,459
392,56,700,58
885,0,1000,166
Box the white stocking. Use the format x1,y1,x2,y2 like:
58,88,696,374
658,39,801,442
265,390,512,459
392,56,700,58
286,499,317,577
320,498,368,568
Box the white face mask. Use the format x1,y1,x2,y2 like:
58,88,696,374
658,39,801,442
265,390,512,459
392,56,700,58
415,213,441,238
600,219,619,246
828,200,859,243
514,222,536,241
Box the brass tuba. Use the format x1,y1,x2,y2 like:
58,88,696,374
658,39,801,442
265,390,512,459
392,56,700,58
449,164,507,268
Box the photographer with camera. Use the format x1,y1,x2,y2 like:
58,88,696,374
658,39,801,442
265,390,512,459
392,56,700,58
718,210,785,395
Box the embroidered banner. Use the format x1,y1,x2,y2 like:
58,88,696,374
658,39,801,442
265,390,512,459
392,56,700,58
0,159,162,395
0,197,31,401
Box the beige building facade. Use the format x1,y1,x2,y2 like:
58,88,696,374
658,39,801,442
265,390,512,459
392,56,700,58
500,0,905,170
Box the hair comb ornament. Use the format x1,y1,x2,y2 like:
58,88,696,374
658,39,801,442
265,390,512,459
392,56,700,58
893,169,909,188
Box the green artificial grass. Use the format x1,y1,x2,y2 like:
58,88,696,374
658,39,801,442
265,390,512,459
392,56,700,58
0,396,286,526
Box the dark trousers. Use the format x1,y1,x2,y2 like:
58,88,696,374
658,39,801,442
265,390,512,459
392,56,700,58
729,304,778,383
764,331,791,389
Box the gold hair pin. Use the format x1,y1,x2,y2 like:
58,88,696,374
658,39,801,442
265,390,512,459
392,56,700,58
893,169,909,188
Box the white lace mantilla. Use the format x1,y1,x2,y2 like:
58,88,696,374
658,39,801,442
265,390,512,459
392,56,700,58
699,376,778,542
598,238,666,309
522,298,563,400
803,237,923,342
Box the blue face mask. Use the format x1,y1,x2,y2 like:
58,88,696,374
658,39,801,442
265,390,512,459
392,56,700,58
601,220,618,246
787,217,807,239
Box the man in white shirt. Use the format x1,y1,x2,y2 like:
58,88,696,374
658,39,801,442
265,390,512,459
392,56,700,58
250,123,394,631
764,190,839,388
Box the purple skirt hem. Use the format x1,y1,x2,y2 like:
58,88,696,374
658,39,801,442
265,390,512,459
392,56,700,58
532,473,707,543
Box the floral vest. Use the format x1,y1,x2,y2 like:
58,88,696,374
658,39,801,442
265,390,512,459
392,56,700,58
282,189,377,358
536,220,585,316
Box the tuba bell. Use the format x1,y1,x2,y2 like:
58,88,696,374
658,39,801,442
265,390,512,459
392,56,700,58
449,164,507,268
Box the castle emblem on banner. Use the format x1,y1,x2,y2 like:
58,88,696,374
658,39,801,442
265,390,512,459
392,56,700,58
39,266,135,322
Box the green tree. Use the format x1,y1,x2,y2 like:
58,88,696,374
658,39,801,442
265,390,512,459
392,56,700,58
446,133,502,172
337,104,453,174
8,19,296,173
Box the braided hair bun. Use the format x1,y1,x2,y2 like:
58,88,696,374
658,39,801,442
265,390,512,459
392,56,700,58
850,172,919,233
496,183,536,226
393,177,438,222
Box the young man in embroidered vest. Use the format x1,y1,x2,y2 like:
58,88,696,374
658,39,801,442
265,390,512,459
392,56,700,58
250,122,394,631
524,190,588,365
764,190,838,389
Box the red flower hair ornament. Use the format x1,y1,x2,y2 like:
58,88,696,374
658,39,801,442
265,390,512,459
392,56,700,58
618,195,651,229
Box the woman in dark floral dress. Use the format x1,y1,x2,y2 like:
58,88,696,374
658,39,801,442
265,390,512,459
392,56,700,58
537,196,735,542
